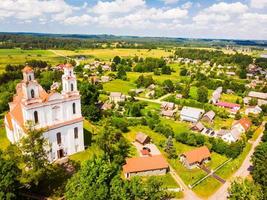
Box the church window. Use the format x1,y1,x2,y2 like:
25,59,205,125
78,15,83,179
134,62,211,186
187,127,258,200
56,132,62,145
34,111,38,124
74,127,78,139
72,103,76,114
71,83,74,91
31,89,35,98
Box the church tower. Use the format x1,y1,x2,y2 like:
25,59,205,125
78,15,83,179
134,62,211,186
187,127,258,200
21,66,42,104
62,63,79,96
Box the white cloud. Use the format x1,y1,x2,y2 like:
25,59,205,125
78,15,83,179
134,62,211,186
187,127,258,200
250,0,267,8
92,0,145,14
182,2,193,9
0,0,77,22
161,0,179,5
206,2,248,14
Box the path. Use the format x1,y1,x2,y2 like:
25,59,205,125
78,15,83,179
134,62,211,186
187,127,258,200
49,49,80,66
126,93,173,105
209,124,265,200
169,166,201,200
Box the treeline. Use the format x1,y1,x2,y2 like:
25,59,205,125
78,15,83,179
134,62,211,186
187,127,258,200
175,48,253,67
251,124,267,199
175,132,246,159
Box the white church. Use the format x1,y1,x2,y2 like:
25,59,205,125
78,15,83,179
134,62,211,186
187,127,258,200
4,64,84,161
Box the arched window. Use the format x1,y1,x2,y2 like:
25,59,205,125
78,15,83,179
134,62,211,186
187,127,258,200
74,127,78,139
29,75,32,81
71,83,74,91
56,132,61,145
69,71,72,76
34,111,38,124
72,103,76,114
31,89,35,98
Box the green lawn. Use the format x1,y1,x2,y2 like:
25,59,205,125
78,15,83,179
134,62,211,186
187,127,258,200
161,118,191,136
0,119,9,151
0,49,65,70
103,79,136,94
220,93,242,103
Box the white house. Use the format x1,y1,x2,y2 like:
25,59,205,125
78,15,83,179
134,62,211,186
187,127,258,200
245,106,262,115
109,92,126,103
180,106,205,123
222,128,241,143
4,64,84,162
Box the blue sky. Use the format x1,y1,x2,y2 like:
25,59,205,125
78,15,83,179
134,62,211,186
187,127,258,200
0,0,266,40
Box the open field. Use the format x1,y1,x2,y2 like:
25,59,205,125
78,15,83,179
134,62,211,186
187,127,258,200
0,49,65,71
0,119,10,151
51,48,173,62
103,79,136,93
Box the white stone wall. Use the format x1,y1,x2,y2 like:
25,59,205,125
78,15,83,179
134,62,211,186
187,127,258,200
126,169,167,178
44,120,84,161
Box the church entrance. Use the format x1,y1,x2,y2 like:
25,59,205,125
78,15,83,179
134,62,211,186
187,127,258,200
57,149,64,159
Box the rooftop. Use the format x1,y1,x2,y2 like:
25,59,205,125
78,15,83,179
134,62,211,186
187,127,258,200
123,155,168,173
182,146,211,165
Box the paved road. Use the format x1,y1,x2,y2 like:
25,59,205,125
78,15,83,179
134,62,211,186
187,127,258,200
209,124,265,200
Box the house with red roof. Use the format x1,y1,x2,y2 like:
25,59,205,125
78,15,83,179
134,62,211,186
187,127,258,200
123,155,169,178
180,146,211,169
215,101,240,114
4,64,84,161
232,118,252,133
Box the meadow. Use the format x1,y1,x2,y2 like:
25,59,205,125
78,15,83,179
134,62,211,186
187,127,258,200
0,49,65,71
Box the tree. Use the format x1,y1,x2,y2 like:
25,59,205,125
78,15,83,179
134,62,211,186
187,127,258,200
180,68,188,76
182,84,190,98
19,123,50,186
252,142,267,199
235,111,242,120
117,65,127,80
162,80,175,93
0,150,21,200
197,86,208,103
65,157,118,200
96,122,130,164
164,136,177,159
82,104,101,121
113,56,121,65
161,65,171,74
228,178,263,200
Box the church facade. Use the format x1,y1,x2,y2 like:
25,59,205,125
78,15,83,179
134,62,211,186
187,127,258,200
4,64,84,161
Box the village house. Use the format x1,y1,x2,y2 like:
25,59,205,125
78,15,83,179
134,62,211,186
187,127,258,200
161,102,175,110
180,106,205,123
180,146,211,169
135,132,151,145
100,76,110,83
245,106,262,115
109,92,126,103
123,155,169,178
202,110,216,123
226,71,236,76
244,91,267,106
191,122,205,132
210,87,222,104
4,65,84,161
221,128,242,143
100,102,113,111
232,118,252,134
215,101,240,114
102,64,111,71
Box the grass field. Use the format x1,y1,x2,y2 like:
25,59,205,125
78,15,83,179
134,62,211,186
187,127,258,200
0,49,65,70
52,48,172,62
103,79,136,93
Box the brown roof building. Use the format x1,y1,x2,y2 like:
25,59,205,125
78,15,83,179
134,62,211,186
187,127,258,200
180,146,211,169
123,155,169,178
135,132,150,145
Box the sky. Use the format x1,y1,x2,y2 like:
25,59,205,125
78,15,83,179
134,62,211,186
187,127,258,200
0,0,267,40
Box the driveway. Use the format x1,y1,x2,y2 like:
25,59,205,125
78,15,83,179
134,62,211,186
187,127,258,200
132,142,161,156
209,124,265,200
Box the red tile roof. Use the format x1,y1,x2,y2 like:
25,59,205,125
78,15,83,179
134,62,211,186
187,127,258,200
215,101,240,109
22,66,33,73
123,155,168,173
235,118,252,131
64,63,73,69
5,113,13,131
182,146,211,165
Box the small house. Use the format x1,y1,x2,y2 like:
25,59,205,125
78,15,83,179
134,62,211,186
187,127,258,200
245,106,262,115
123,155,169,178
232,118,252,133
222,128,242,143
180,146,211,169
161,102,175,110
215,101,240,114
161,110,176,118
135,132,151,145
180,106,205,123
101,76,110,83
202,110,216,122
100,103,113,111
191,122,205,132
109,92,126,103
